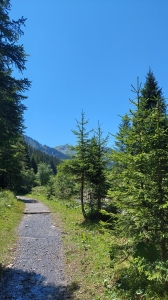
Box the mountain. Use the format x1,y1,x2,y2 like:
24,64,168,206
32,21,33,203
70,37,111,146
54,144,75,157
24,135,69,160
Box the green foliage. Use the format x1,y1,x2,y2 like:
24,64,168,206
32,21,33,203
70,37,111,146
85,123,110,215
36,162,53,186
71,113,109,219
0,190,15,209
71,110,92,217
0,138,31,190
0,0,31,190
29,186,48,198
46,160,79,200
141,67,165,112
0,190,24,267
114,113,131,153
108,71,168,297
26,143,60,174
18,169,36,194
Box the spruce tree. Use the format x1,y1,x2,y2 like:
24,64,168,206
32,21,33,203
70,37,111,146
0,0,31,143
140,68,166,113
0,0,31,188
71,111,92,217
114,114,130,153
109,74,168,295
86,123,109,215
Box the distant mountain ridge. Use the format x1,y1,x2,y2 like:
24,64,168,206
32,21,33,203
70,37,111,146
24,135,69,160
54,144,75,156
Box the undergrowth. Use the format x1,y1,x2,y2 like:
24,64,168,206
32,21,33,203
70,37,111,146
26,186,168,299
0,190,24,274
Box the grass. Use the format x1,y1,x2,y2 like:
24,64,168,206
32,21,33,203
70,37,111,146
26,187,115,300
0,190,24,276
24,187,168,299
1,186,167,298
0,186,166,299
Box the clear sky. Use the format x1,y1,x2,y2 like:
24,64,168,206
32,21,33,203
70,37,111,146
9,0,168,148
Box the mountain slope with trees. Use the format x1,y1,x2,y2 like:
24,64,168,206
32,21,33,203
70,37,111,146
54,144,76,157
25,142,60,175
24,135,69,160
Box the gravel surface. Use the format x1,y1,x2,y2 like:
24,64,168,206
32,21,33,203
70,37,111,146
0,197,68,300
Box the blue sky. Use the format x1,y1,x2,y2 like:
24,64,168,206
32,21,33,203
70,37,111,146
9,0,168,148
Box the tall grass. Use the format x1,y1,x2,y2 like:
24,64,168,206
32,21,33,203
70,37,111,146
0,190,24,272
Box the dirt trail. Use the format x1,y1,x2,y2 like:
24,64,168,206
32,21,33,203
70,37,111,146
0,197,68,300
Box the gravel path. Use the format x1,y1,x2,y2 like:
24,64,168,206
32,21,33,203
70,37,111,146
0,197,68,300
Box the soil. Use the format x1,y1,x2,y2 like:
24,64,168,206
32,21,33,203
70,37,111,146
0,197,70,300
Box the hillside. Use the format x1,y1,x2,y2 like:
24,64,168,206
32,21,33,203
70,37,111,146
24,135,69,160
54,144,75,157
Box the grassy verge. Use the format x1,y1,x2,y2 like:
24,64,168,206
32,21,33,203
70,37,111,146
0,190,24,275
26,187,114,300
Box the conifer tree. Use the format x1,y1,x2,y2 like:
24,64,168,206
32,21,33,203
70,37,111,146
86,123,109,215
109,74,168,294
0,0,30,143
114,114,130,153
71,111,92,217
140,68,166,113
0,0,31,189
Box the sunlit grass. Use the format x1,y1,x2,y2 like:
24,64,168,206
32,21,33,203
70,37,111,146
0,190,24,271
26,187,168,299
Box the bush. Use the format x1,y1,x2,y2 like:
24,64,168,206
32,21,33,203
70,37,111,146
17,169,36,194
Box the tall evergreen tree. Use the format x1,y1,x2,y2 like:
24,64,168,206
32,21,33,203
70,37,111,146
109,74,168,295
140,68,166,113
0,0,31,143
114,113,131,153
0,0,31,188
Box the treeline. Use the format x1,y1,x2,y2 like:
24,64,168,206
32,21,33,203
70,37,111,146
0,1,60,192
0,137,60,192
26,143,60,175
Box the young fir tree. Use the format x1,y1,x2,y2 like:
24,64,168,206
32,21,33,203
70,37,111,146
71,111,92,217
108,114,131,201
86,123,109,216
114,113,131,153
109,74,168,295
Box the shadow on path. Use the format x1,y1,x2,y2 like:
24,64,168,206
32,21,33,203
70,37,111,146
16,196,39,204
0,196,80,299
0,266,79,300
